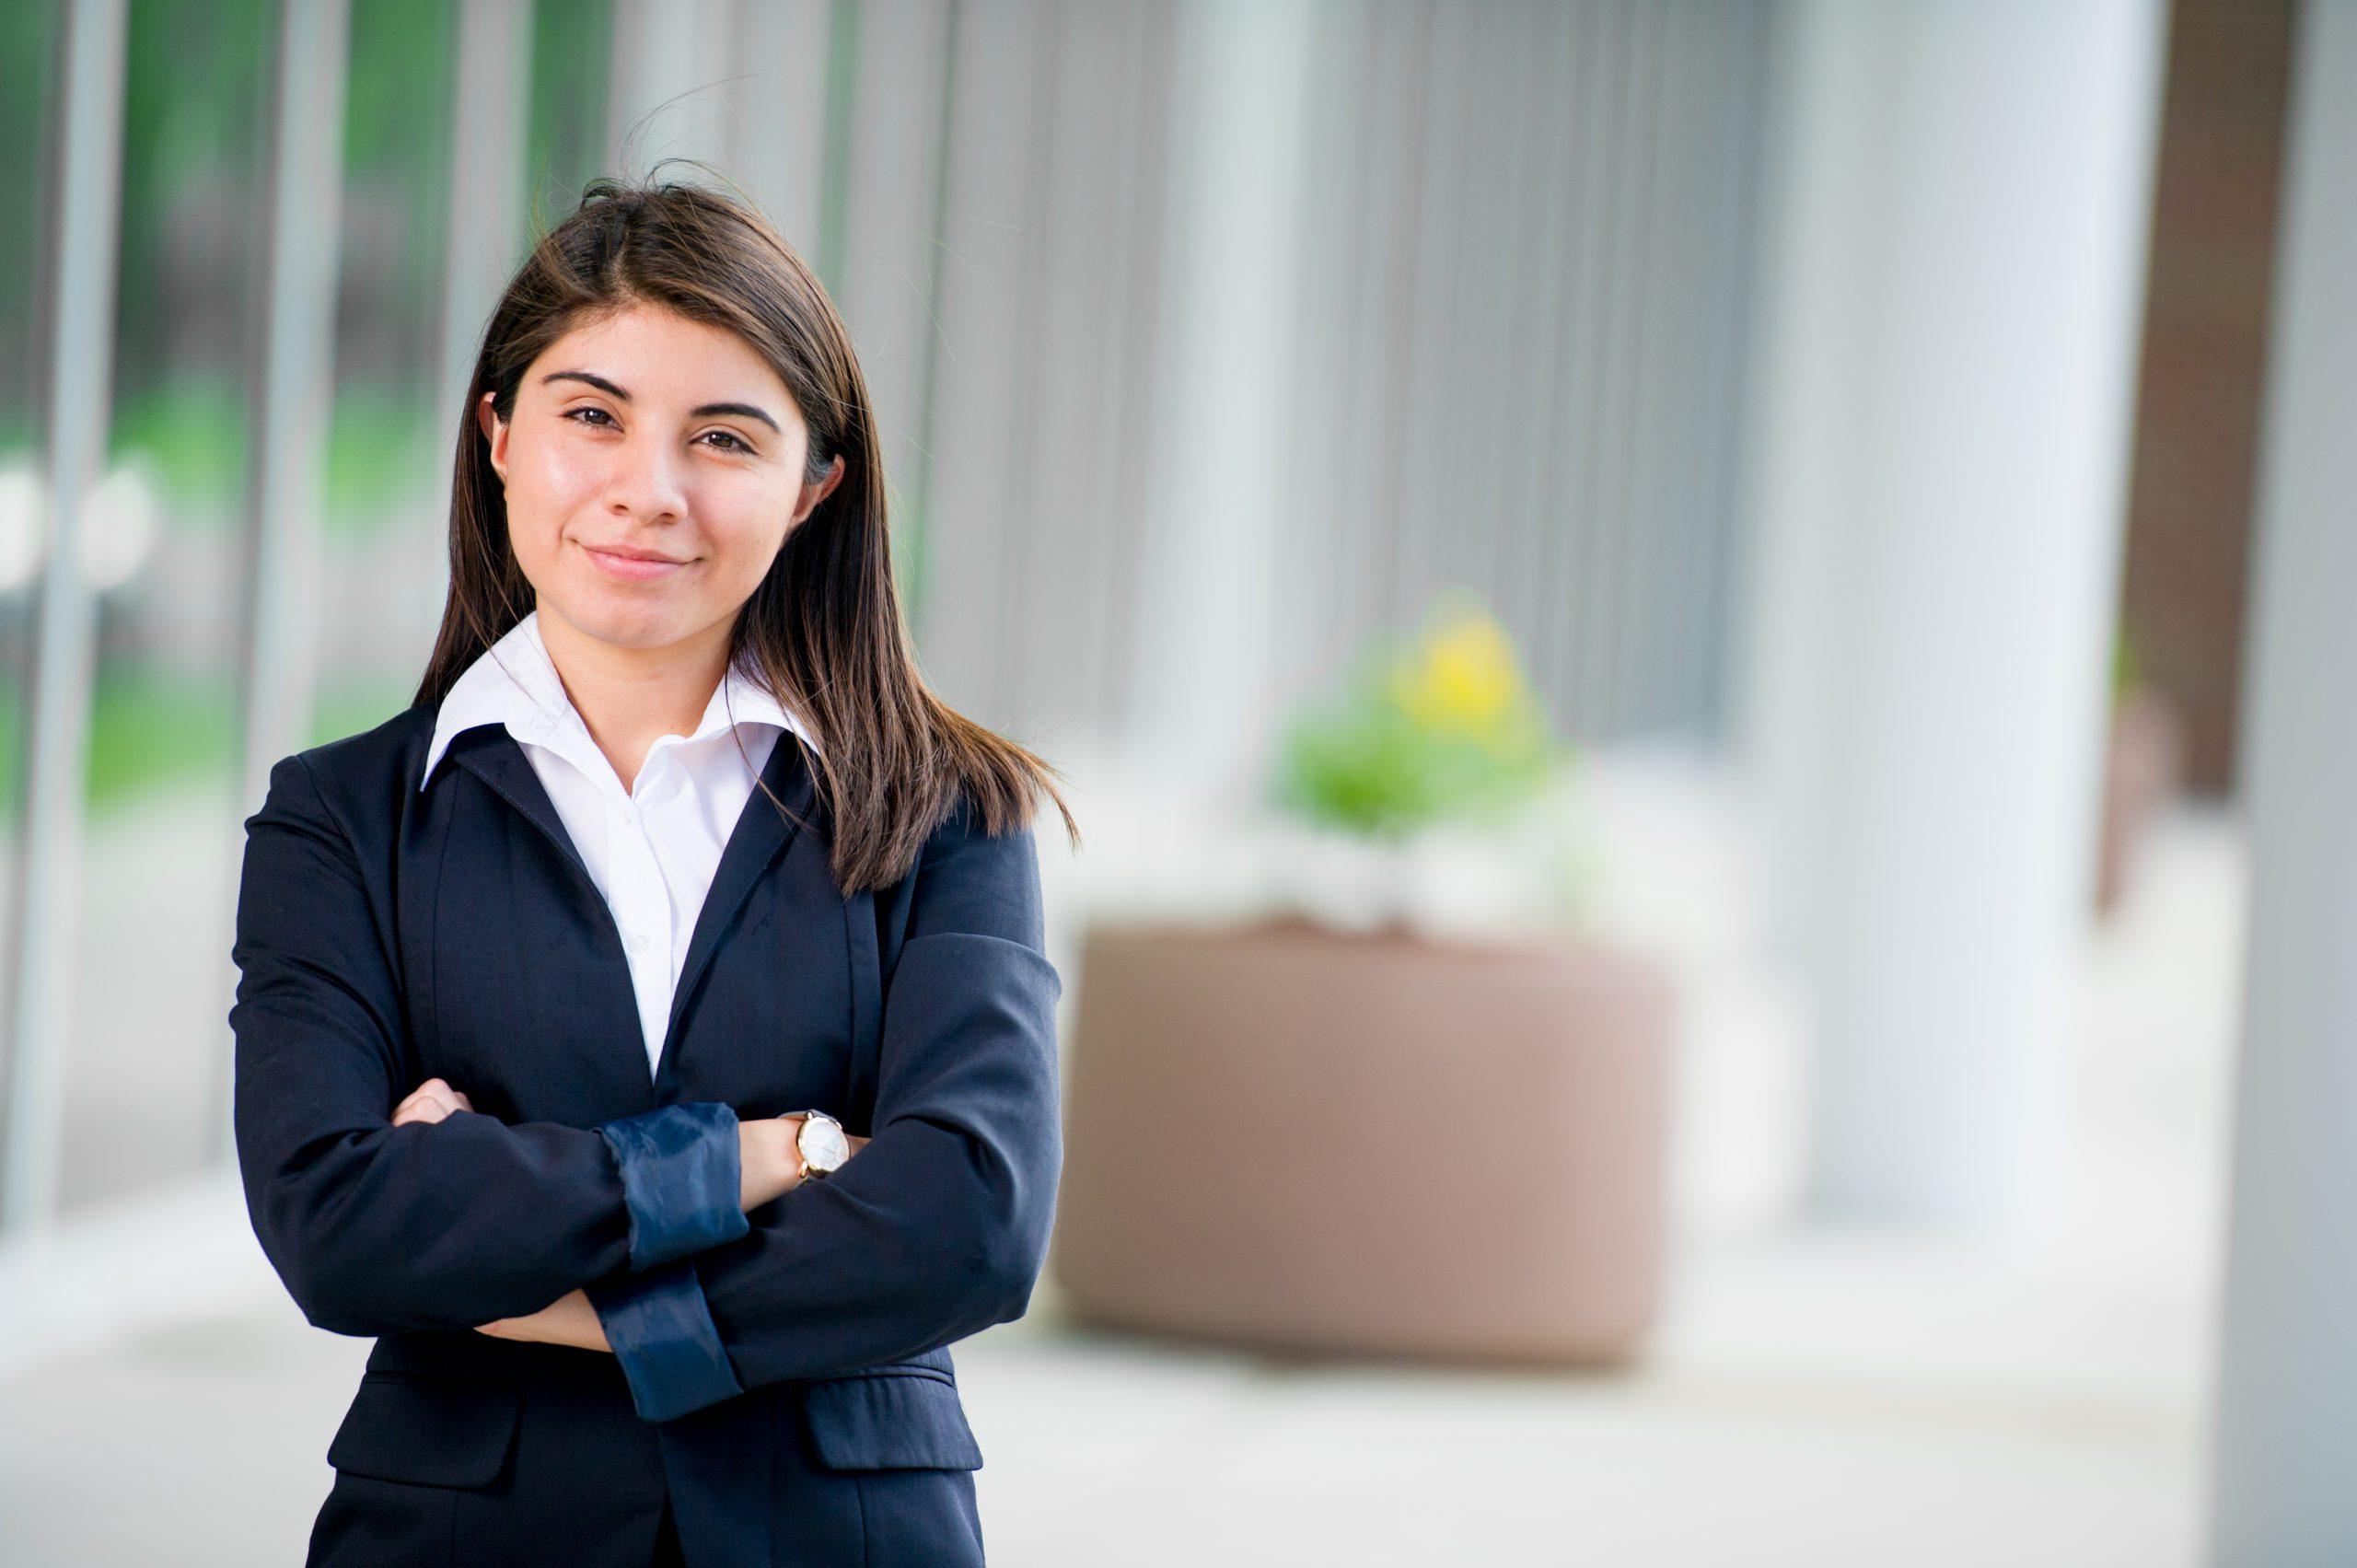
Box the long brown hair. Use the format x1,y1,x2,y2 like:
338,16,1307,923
411,172,1078,892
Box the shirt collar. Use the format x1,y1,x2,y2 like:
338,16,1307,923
419,610,819,793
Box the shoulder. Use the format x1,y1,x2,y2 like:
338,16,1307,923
900,785,1047,948
296,703,437,782
250,705,437,852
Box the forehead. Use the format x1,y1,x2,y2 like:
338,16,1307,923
532,303,795,411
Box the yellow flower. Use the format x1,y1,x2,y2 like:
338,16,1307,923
1387,607,1526,735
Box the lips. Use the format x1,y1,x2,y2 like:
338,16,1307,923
583,541,693,582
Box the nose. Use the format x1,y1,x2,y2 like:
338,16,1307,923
603,430,689,525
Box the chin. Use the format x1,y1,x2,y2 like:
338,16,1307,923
546,592,696,652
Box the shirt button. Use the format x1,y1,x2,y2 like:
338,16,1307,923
630,929,654,952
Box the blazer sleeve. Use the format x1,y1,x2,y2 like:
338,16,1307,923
231,752,748,1337
587,794,1065,1422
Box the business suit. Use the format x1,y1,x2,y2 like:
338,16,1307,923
229,697,1064,1568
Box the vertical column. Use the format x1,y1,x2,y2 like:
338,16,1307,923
236,0,352,807
219,0,351,1164
604,0,739,181
1736,0,2166,1225
1121,0,1318,797
427,0,536,633
833,0,955,600
2208,3,2357,1559
0,0,128,1235
437,0,536,432
729,0,835,251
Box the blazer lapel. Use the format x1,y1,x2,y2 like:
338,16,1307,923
654,732,819,1097
441,725,653,1115
447,726,598,894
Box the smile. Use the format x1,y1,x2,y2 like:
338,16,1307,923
583,543,693,582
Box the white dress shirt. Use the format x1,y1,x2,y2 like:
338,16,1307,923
420,610,822,1077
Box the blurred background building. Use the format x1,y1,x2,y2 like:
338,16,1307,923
0,0,2349,1562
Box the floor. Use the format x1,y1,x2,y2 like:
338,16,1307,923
0,753,2244,1565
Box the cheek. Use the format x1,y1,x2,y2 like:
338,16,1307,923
697,490,795,582
502,446,597,552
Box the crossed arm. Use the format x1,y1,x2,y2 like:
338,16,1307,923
382,1077,869,1353
232,752,1064,1423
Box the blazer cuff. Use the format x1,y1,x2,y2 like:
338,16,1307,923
588,1259,745,1423
596,1101,750,1271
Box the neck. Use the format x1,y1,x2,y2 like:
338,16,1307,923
535,605,731,793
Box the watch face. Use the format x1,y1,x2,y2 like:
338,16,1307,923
801,1115,851,1172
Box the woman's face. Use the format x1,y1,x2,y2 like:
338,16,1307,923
478,301,842,656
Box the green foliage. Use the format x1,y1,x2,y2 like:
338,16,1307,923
111,374,248,513
84,667,238,807
344,0,458,178
109,376,441,530
0,668,239,816
0,669,415,817
1271,589,1573,842
325,382,441,530
526,0,615,221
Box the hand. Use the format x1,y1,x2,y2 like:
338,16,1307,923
738,1116,872,1211
392,1077,473,1126
474,1288,610,1353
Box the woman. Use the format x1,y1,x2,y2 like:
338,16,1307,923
229,176,1077,1568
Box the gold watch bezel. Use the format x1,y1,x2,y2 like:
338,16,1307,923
792,1108,849,1179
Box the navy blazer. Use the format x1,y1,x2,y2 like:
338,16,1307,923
228,701,1065,1568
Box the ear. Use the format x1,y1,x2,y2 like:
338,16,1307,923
476,391,509,483
790,455,845,528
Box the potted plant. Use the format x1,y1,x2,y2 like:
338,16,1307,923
1050,591,1678,1365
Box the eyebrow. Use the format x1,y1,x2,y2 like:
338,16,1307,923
540,370,783,435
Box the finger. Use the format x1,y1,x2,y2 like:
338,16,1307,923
449,1089,474,1112
392,1085,459,1125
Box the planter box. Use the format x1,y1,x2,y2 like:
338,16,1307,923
1050,917,1676,1365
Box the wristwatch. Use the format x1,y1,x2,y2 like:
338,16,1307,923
790,1109,851,1182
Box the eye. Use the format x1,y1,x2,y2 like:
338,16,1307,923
699,428,754,455
563,405,618,430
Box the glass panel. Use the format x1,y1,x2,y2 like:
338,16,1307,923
56,0,274,1213
309,0,460,745
0,0,62,1196
526,0,611,220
